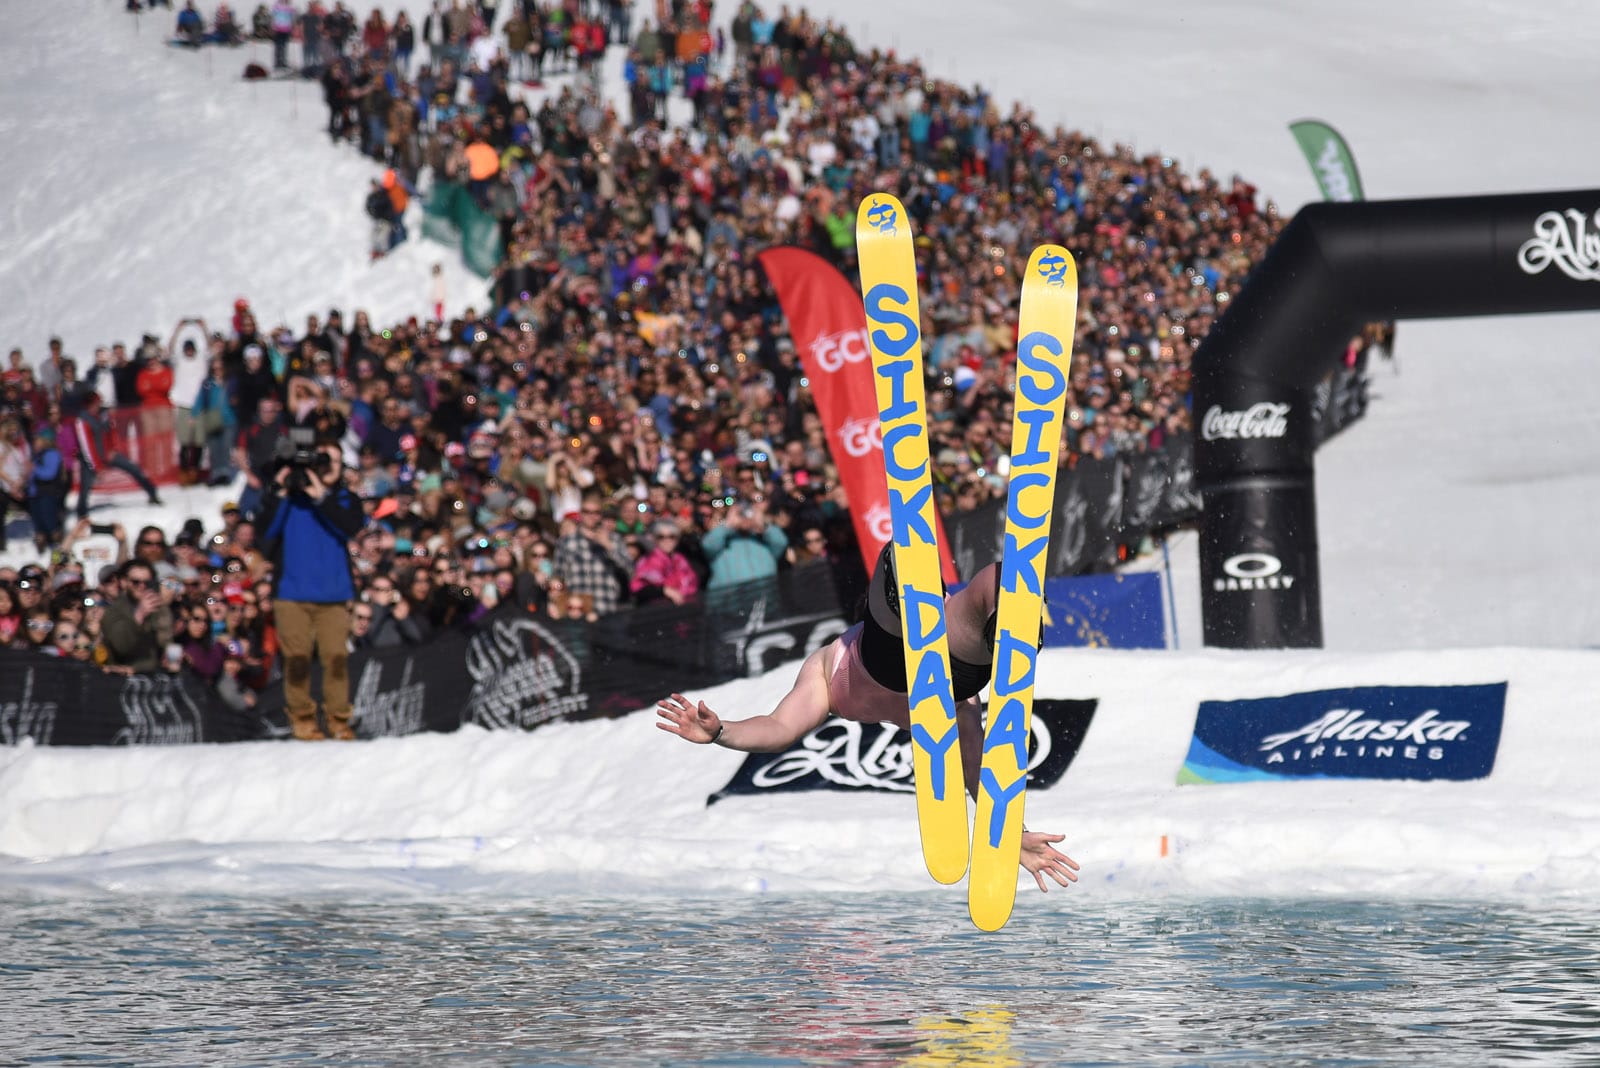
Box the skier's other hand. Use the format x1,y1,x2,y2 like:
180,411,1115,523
1020,831,1079,893
655,692,722,744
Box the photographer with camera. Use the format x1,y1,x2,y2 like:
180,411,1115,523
258,425,365,740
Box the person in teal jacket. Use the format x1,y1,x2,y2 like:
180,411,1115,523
190,356,239,485
701,501,788,590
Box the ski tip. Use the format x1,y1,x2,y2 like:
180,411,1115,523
1026,244,1078,291
857,192,908,237
969,906,1015,933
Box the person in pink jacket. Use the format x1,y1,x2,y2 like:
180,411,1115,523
630,519,699,606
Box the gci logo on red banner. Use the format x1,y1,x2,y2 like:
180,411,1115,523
810,328,871,373
1214,552,1296,592
836,415,883,458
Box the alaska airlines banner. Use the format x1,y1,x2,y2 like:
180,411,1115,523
1179,683,1508,784
708,698,1097,805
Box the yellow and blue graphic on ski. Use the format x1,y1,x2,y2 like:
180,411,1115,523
855,193,968,886
969,245,1077,931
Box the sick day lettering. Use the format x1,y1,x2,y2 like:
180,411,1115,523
980,330,1067,844
868,282,958,798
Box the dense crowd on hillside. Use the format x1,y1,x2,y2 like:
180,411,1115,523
1,0,1313,722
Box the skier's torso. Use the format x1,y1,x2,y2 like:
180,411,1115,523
823,623,910,728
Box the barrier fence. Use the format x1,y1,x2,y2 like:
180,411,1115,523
0,557,1168,747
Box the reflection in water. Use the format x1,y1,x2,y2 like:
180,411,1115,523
2,893,1598,1066
906,1007,1018,1068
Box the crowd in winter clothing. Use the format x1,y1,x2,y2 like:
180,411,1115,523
2,0,1319,702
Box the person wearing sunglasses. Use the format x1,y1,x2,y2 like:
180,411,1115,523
100,559,175,673
179,606,226,683
23,609,56,649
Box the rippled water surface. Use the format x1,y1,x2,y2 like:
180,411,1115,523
4,892,1598,1065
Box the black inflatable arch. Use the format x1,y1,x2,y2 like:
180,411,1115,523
1193,189,1600,648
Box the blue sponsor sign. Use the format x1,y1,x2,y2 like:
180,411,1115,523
1180,683,1507,784
1042,573,1165,649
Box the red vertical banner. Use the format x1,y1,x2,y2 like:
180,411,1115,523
758,247,957,582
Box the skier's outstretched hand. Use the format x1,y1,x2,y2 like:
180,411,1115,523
1020,831,1079,893
656,692,722,745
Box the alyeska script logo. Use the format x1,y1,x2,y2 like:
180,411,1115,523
1180,683,1507,784
1201,402,1290,441
1517,208,1600,282
709,700,1098,804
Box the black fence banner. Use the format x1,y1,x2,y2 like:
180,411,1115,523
708,698,1098,805
343,561,851,738
0,649,270,746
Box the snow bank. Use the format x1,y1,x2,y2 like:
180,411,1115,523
3,647,1596,900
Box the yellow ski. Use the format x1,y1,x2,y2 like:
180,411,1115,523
855,193,968,885
969,245,1078,930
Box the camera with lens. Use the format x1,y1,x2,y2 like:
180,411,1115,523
274,426,333,493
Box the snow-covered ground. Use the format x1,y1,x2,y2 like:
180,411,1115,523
3,646,1595,898
1,0,1597,897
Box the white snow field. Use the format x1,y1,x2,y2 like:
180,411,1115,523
0,0,1597,898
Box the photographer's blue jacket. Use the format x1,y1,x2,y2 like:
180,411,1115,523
258,485,366,604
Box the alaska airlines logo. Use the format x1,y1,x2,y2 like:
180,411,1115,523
1516,208,1600,282
866,198,898,236
1037,252,1071,287
1260,708,1470,751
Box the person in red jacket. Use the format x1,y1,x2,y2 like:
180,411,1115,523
136,355,175,409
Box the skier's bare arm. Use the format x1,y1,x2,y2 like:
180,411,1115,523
656,646,832,753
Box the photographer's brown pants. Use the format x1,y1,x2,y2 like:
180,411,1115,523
276,600,353,740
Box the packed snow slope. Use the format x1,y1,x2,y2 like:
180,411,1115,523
3,647,1596,899
0,0,491,355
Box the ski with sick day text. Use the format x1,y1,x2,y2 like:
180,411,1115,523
855,193,969,885
968,244,1078,932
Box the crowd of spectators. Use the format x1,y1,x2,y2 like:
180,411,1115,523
1,0,1300,726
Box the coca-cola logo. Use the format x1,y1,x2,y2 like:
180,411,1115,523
1201,402,1290,441
1517,208,1600,282
836,414,883,458
809,328,871,374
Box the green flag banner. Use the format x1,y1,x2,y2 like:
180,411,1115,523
1289,119,1365,202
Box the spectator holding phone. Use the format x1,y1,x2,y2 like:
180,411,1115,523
101,559,175,674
